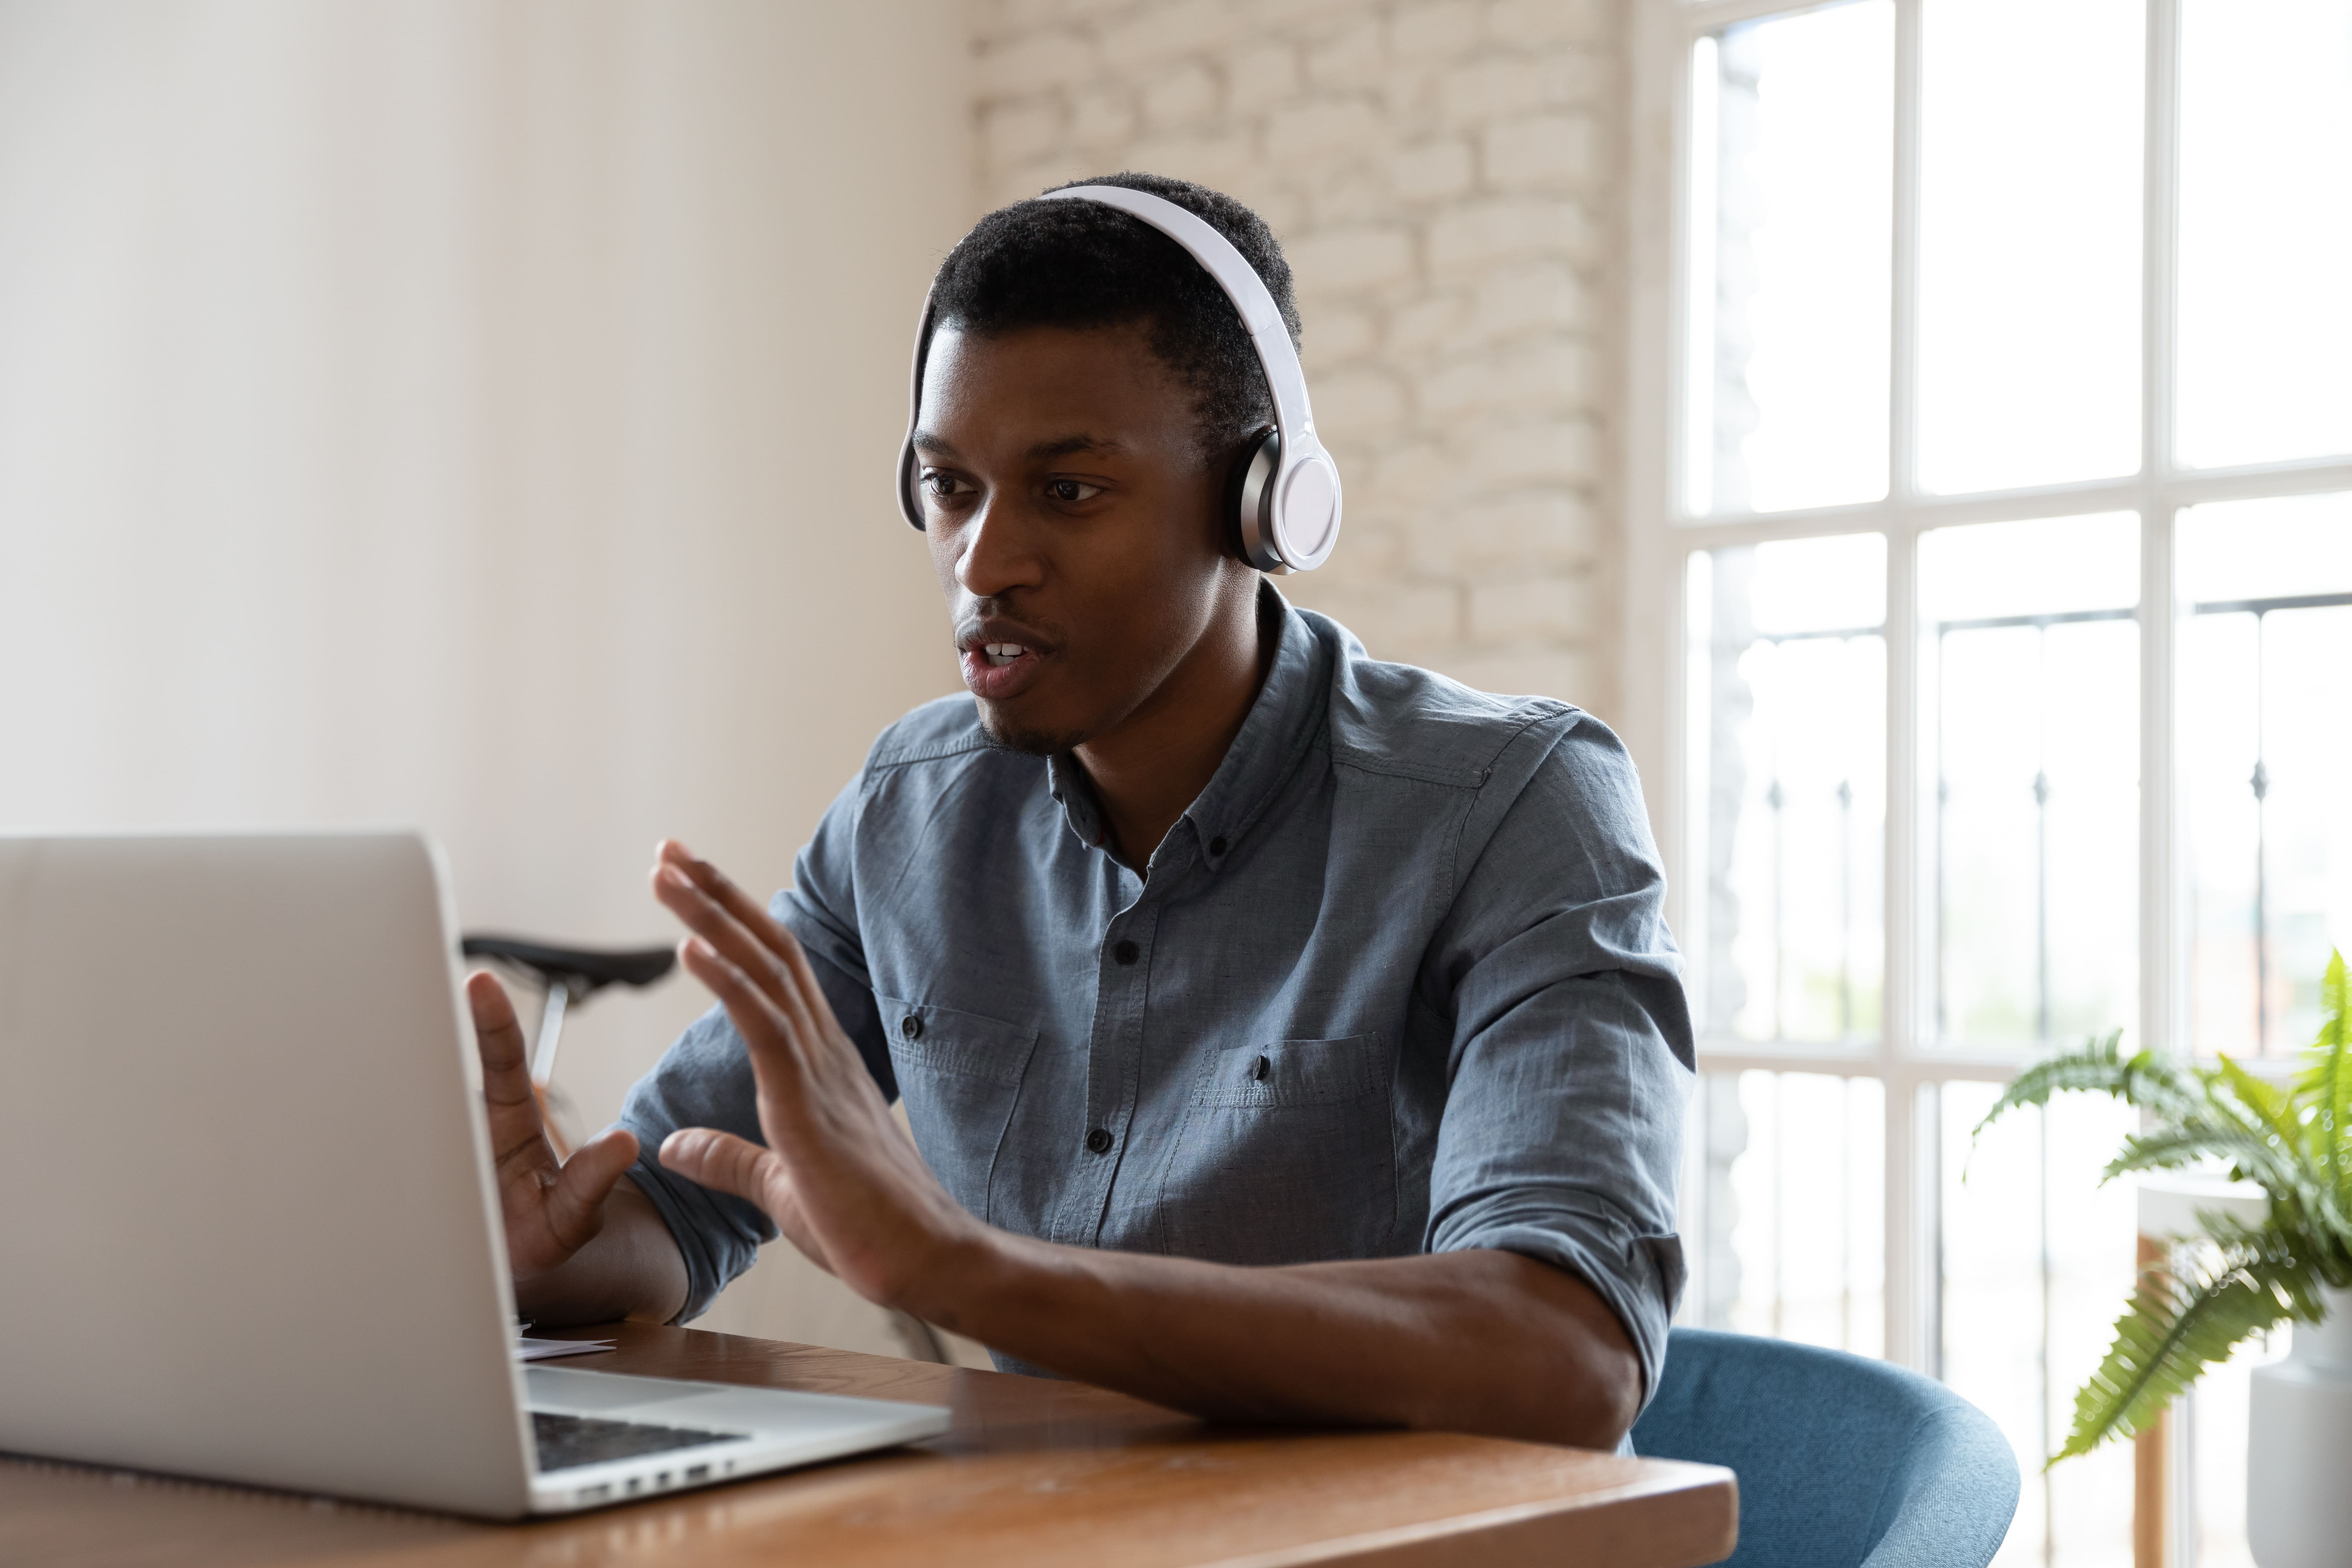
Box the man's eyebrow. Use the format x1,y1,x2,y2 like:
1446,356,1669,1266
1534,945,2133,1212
909,431,1130,461
1029,433,1126,459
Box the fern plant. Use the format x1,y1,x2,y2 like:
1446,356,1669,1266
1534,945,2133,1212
1973,949,2352,1463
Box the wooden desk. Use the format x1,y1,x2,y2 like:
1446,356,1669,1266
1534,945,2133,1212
2,1322,1737,1567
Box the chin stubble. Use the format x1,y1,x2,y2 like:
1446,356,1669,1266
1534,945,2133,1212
975,706,1085,758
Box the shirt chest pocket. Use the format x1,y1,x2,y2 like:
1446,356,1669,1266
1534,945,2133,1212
1154,1032,1396,1265
876,996,1037,1225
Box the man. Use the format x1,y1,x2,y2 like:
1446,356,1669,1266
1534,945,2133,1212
469,173,1692,1451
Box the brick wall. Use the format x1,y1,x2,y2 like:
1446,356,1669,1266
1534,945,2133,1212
968,0,1626,716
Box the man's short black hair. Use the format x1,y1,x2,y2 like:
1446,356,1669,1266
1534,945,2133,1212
926,172,1302,457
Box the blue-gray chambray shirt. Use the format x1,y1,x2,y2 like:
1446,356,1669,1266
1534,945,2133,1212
619,590,1694,1399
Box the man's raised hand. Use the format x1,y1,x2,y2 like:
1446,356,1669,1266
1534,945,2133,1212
646,841,982,1316
466,970,642,1288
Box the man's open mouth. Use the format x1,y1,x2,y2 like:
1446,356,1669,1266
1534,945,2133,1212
955,612,1057,701
958,635,1049,702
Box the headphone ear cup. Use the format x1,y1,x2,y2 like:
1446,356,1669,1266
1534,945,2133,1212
899,439,926,530
1226,427,1284,572
899,292,937,532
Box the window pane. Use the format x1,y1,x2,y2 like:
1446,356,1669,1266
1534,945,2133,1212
2179,494,2352,1056
1917,0,2143,495
2176,0,2352,469
1922,516,2139,1048
1686,2,1892,515
1678,1070,1884,1358
2188,1328,2286,1568
1686,535,1885,1045
1939,1080,2139,1567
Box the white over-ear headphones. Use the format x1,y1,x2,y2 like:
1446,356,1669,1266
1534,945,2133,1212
896,183,1343,574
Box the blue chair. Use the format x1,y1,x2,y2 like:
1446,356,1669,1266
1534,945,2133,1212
1631,1328,2020,1568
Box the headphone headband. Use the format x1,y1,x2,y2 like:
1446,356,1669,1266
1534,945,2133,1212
896,184,1342,573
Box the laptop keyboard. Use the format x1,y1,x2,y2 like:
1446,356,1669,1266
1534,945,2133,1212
531,1409,751,1473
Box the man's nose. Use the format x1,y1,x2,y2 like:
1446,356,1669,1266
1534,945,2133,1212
955,494,1045,599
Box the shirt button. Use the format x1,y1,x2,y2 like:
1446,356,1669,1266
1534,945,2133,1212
901,1015,922,1040
1252,1054,1271,1081
1114,939,1139,966
1085,1127,1113,1154
1209,836,1228,856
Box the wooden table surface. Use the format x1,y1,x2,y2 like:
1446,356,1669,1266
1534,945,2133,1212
1,1322,1737,1568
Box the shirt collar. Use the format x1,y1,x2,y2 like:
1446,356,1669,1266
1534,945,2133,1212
1046,749,1108,851
1046,582,1328,871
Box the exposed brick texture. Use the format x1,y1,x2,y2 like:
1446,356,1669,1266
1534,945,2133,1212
968,0,1623,714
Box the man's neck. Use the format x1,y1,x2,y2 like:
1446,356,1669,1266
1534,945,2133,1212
1074,582,1274,873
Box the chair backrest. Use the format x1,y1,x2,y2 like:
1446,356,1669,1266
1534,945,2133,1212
1631,1328,2019,1568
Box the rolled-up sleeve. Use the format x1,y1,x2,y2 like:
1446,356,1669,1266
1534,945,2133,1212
1423,716,1695,1406
615,771,897,1322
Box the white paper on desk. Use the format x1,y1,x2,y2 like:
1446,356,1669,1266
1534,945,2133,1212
515,1336,616,1362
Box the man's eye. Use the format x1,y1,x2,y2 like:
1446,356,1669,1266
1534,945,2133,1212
922,471,969,498
1046,479,1104,504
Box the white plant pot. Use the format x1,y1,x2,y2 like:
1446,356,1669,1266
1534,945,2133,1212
2248,1285,2352,1568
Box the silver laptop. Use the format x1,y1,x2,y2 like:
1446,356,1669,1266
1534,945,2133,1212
0,831,949,1518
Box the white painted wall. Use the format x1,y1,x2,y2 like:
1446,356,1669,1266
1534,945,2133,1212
0,0,969,1352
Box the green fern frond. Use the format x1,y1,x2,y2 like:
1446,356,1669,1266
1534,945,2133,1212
2196,1210,2331,1278
2207,1060,2349,1236
2294,950,2352,1193
1997,952,2352,1470
2133,1090,2336,1220
2215,1056,2304,1151
2056,1238,2322,1462
2102,1122,2296,1191
2104,1127,2339,1249
1973,1031,2195,1141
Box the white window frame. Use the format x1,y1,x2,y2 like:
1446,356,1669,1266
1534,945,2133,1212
1620,0,2352,1376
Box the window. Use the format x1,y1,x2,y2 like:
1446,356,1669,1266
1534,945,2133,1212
1628,1,2352,1563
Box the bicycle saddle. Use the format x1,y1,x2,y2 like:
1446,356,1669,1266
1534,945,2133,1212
459,935,676,996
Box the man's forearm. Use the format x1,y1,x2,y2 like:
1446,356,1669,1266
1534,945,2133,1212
916,1240,1643,1450
512,1177,691,1328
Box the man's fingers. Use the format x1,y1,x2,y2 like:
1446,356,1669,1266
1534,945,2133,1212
468,971,555,1171
677,937,804,1078
657,1127,818,1270
469,971,530,1086
544,1126,639,1255
760,914,833,1046
659,840,784,948
653,864,794,1013
653,843,829,1050
658,1126,784,1211
663,846,799,968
